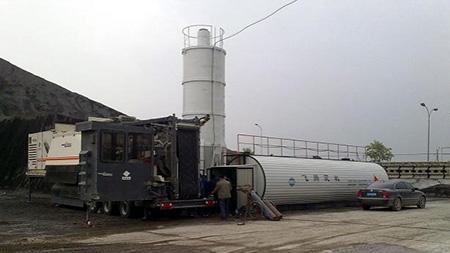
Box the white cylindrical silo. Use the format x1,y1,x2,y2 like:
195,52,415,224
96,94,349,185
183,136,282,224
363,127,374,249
182,25,226,169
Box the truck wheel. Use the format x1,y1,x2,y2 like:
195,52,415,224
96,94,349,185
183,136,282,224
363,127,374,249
119,201,134,218
87,202,99,213
391,198,402,211
103,201,116,215
362,205,371,210
417,196,426,209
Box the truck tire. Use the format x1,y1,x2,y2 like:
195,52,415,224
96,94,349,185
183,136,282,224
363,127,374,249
119,201,134,218
103,201,116,215
87,202,99,213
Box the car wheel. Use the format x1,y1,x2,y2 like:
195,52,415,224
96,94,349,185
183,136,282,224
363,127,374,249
391,198,402,211
417,196,426,209
362,205,371,210
103,201,116,215
119,201,134,218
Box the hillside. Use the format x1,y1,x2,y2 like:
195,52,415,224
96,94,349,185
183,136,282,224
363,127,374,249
0,58,123,187
0,58,121,120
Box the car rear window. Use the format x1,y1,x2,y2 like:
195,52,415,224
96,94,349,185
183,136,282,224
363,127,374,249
367,182,394,189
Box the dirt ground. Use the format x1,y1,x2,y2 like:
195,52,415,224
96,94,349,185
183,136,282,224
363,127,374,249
1,190,450,253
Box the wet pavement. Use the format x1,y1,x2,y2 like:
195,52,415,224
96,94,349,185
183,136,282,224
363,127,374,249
1,190,449,252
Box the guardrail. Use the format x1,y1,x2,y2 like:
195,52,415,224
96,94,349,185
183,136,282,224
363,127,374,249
380,161,450,179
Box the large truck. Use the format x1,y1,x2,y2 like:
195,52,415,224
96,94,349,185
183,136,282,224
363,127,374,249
28,115,215,218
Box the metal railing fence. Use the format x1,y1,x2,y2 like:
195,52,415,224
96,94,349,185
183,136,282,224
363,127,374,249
237,134,367,161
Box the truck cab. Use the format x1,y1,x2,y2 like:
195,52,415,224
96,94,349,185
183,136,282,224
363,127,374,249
77,121,155,203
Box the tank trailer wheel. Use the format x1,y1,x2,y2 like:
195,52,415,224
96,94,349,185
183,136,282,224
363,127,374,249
391,198,402,211
417,196,426,209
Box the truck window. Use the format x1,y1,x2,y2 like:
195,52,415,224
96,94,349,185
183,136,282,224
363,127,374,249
101,132,125,162
128,134,152,163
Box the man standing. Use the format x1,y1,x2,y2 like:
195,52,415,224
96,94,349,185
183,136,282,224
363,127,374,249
212,176,232,220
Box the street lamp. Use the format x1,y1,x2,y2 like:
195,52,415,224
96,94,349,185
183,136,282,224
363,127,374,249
420,103,438,161
254,123,263,155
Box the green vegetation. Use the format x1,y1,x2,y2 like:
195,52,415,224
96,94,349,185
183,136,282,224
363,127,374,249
366,140,394,162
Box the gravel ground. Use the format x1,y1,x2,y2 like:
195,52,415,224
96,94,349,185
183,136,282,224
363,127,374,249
1,190,449,253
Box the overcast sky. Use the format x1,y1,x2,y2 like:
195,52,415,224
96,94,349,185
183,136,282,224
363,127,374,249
1,0,450,161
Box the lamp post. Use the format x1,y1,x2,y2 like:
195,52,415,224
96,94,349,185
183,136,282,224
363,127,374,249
254,123,263,155
420,103,438,161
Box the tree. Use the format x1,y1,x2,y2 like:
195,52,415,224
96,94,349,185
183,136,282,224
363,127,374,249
366,140,394,162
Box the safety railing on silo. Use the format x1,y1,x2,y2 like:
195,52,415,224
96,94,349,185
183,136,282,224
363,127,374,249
237,133,367,161
182,24,225,48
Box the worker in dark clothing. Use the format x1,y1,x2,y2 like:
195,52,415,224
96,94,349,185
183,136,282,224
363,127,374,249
200,175,212,198
211,175,232,220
